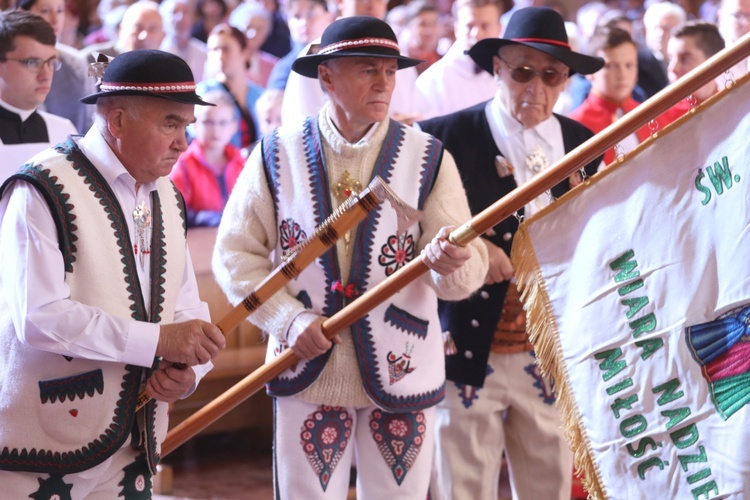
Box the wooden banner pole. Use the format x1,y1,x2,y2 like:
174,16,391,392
161,33,750,457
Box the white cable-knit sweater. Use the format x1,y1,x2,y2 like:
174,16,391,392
214,103,488,407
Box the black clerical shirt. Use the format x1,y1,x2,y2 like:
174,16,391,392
0,104,49,144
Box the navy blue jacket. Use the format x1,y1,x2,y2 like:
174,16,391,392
419,101,601,387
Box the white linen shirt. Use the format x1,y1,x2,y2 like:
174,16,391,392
416,41,498,120
0,126,211,385
485,94,565,218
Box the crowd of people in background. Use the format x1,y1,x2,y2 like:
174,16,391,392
0,0,748,223
0,0,748,498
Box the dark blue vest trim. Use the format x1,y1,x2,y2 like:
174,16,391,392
384,305,429,339
350,121,443,411
265,118,334,396
417,136,442,211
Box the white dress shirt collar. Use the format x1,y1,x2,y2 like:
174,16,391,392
485,92,565,217
77,126,158,197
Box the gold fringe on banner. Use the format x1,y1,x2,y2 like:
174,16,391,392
511,226,607,500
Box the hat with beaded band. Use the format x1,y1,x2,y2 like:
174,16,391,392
292,16,423,79
80,49,213,106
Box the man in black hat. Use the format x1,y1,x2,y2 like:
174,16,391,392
214,15,488,499
418,7,604,499
0,49,225,497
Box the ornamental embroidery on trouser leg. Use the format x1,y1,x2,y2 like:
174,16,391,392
454,364,494,409
118,453,152,499
369,409,426,485
524,352,556,405
29,474,73,499
300,406,353,491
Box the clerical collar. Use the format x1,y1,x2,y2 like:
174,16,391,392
0,97,37,122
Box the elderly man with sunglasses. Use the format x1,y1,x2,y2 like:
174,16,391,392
0,10,75,181
418,7,604,500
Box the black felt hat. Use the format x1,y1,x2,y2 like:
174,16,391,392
80,49,213,105
292,16,423,79
468,7,604,76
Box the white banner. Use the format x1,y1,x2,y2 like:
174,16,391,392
512,74,750,499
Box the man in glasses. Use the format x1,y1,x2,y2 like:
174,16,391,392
0,10,75,181
418,7,603,499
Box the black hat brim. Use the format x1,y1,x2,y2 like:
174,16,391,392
468,38,604,77
292,52,423,79
80,89,214,105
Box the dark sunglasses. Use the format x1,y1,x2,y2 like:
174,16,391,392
499,58,568,87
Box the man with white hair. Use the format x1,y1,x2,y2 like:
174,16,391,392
419,7,604,499
718,0,750,74
160,0,207,82
228,1,279,87
643,1,687,72
0,48,224,499
81,0,165,62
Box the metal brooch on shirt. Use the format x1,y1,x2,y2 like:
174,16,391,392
333,170,362,255
133,200,152,270
525,145,549,174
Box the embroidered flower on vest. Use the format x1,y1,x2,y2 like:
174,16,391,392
279,218,307,252
379,233,416,276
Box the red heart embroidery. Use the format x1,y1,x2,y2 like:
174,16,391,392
69,409,78,417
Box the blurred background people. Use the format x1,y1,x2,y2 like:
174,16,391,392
0,11,76,180
160,0,208,81
569,26,650,166
718,0,750,74
657,20,725,127
16,0,92,133
81,0,165,61
199,23,262,152
400,0,442,74
191,0,228,42
643,1,688,73
257,0,291,58
416,0,504,119
228,0,278,86
254,0,332,136
171,89,243,227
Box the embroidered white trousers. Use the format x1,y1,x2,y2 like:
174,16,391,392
430,351,573,500
273,396,436,500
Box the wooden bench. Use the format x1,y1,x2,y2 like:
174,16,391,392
167,227,272,435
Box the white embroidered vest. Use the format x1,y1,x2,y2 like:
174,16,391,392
0,140,185,474
262,117,447,412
